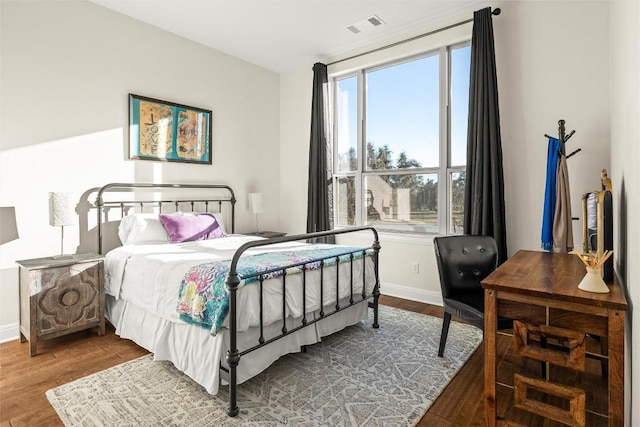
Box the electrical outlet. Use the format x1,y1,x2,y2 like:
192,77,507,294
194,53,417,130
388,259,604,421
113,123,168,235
411,262,420,274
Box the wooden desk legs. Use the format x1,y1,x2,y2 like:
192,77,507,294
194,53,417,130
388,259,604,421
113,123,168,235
484,290,497,427
609,310,625,426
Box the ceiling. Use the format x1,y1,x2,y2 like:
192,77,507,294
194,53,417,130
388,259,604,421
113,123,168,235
89,0,487,73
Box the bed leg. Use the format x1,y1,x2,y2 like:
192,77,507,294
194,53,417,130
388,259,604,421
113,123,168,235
372,295,380,329
369,291,380,329
226,349,240,417
226,271,241,417
372,239,381,329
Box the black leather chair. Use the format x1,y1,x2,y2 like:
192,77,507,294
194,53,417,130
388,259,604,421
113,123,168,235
433,235,512,357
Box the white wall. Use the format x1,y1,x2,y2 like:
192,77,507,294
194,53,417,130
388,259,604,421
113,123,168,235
497,1,611,255
279,68,311,234
610,1,639,424
0,0,280,333
280,0,611,298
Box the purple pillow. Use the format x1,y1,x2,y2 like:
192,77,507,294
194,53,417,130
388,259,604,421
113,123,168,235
159,213,225,243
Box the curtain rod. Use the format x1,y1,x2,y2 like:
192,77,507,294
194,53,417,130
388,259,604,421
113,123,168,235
327,7,501,67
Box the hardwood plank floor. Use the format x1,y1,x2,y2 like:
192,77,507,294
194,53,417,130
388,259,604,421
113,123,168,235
0,295,605,426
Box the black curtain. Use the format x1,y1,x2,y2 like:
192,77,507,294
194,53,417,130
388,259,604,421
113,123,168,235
463,8,507,264
306,62,334,243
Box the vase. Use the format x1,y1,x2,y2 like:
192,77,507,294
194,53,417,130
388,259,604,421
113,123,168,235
577,267,609,293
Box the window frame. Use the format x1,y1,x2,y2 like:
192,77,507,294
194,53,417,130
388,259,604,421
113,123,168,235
331,40,470,236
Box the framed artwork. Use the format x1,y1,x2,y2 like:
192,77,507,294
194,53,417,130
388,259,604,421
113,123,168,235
128,94,212,164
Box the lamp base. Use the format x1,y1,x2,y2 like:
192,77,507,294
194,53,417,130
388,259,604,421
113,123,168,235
578,267,609,293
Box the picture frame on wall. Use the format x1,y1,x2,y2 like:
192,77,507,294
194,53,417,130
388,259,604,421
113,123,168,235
128,94,212,164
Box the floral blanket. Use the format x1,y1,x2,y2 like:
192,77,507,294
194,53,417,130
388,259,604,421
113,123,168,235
177,245,371,334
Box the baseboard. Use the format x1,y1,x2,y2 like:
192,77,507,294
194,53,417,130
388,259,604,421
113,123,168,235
0,322,19,343
380,281,443,307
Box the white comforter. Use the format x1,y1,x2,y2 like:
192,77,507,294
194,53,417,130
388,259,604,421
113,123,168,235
105,235,376,334
105,235,377,394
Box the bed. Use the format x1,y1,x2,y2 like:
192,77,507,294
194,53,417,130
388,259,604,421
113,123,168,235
94,183,381,416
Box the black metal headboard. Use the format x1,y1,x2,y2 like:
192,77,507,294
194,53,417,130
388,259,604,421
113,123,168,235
95,182,236,254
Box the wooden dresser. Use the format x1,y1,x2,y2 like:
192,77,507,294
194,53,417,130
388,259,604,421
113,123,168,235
17,253,105,356
482,250,627,426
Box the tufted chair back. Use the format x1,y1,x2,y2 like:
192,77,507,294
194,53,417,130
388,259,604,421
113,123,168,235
433,235,498,299
433,234,510,357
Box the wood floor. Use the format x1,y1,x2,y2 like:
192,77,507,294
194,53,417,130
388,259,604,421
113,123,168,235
0,295,606,426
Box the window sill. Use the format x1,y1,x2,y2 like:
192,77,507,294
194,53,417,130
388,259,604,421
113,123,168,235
377,230,437,245
335,227,438,246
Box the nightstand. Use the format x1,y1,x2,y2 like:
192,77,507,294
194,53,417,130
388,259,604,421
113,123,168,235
244,231,287,238
16,253,105,356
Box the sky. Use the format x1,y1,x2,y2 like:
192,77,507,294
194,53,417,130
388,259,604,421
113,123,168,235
336,45,470,171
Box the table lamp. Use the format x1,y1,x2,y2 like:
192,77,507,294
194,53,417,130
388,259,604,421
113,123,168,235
248,193,263,233
49,192,76,257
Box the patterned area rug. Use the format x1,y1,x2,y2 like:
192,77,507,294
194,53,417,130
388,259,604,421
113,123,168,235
47,305,482,426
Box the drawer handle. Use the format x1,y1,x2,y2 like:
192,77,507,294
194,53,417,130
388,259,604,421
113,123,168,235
513,321,586,371
513,374,586,426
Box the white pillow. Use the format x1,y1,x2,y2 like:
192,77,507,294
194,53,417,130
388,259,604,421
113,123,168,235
118,213,170,245
211,212,227,235
181,211,227,235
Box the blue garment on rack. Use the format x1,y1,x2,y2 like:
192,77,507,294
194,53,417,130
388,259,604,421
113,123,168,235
541,137,561,251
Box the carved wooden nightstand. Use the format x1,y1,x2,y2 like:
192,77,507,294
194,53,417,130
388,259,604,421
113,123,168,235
16,253,105,356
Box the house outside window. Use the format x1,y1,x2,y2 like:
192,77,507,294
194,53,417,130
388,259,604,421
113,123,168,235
332,41,470,235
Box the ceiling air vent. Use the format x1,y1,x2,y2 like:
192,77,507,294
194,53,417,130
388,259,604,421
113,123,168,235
346,14,386,35
367,16,383,27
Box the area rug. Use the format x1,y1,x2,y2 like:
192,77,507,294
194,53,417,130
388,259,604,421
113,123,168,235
47,305,482,426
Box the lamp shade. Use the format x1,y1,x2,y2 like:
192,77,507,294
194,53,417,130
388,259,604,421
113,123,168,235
49,192,76,226
0,206,19,244
248,193,264,215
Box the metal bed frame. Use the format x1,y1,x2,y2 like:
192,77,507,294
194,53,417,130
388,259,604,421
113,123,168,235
94,183,381,417
96,182,237,254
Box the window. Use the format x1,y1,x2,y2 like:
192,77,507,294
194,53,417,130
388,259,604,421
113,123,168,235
332,42,470,235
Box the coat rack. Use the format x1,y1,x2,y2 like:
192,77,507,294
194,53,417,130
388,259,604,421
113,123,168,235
544,119,581,222
544,119,581,158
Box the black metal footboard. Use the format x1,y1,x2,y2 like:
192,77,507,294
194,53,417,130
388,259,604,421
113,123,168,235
223,226,380,417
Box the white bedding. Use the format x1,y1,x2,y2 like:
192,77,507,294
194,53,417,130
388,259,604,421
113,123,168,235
104,235,377,394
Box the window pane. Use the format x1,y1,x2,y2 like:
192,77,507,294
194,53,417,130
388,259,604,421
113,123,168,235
336,77,358,172
364,174,438,233
335,176,355,226
450,171,465,234
366,55,439,170
451,45,470,167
